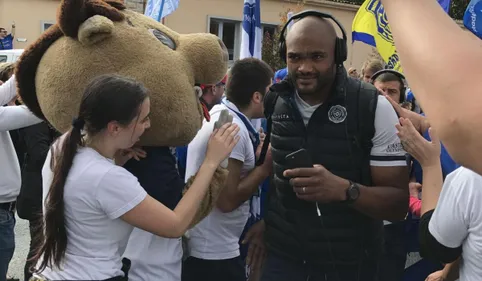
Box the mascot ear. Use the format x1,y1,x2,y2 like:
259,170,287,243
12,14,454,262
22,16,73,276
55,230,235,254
57,0,124,38
78,15,114,46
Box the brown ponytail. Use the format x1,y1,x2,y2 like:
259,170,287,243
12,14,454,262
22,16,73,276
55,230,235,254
34,122,83,271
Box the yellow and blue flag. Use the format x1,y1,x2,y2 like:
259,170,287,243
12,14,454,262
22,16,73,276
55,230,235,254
352,0,451,72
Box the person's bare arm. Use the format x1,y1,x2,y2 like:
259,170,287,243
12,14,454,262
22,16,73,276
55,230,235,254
10,23,15,38
122,161,219,238
381,0,482,174
396,118,443,216
443,259,461,281
216,158,269,213
420,163,443,216
426,259,460,281
354,165,409,221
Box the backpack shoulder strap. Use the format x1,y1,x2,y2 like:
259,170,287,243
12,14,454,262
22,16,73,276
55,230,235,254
263,88,280,119
256,85,282,166
256,80,291,166
343,79,378,185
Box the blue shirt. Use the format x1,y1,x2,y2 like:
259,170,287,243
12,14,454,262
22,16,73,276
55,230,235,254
0,34,13,50
406,90,415,102
176,145,188,180
124,146,183,210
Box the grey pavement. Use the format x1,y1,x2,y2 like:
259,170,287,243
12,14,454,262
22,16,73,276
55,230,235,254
8,214,29,281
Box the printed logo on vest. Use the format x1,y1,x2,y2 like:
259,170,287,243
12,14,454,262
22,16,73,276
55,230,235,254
272,113,293,122
328,105,347,124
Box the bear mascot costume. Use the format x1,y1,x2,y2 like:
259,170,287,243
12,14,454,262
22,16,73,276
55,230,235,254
15,0,231,280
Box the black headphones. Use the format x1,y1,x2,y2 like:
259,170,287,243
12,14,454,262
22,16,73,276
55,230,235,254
278,10,348,66
371,69,406,103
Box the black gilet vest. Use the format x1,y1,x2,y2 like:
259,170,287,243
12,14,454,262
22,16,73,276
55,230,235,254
263,70,383,276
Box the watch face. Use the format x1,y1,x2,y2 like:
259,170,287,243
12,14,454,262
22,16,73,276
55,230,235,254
348,186,360,200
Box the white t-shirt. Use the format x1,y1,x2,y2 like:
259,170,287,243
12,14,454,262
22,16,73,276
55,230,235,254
122,228,183,281
39,144,147,280
0,75,42,203
429,167,482,281
184,102,255,260
294,93,407,167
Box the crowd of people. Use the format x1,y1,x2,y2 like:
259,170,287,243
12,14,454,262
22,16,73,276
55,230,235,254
1,2,482,281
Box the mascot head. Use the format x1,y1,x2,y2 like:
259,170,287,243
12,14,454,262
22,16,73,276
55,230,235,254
16,0,229,147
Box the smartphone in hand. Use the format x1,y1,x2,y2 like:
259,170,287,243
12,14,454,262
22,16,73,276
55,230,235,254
213,109,233,131
285,148,313,170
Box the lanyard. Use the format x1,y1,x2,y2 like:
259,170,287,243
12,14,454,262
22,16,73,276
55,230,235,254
221,98,260,153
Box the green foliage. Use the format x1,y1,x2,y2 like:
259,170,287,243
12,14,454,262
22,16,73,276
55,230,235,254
262,29,286,71
449,0,470,20
261,2,305,71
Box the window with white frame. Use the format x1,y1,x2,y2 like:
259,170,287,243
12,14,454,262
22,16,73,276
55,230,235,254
209,18,241,62
41,21,55,33
209,18,279,62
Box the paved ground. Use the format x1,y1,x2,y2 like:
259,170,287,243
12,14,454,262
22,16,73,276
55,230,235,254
7,215,423,281
8,215,29,281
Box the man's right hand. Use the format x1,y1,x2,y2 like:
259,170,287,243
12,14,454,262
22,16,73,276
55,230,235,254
384,94,430,134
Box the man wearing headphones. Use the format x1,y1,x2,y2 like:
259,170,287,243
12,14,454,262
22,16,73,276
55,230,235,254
371,69,406,105
260,11,409,281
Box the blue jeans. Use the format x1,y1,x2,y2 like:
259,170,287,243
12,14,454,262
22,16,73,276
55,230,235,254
0,208,15,281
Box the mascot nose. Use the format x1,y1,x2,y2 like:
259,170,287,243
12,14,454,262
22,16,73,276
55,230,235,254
217,38,229,63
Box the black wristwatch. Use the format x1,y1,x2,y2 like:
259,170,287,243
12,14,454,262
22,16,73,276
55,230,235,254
345,181,360,204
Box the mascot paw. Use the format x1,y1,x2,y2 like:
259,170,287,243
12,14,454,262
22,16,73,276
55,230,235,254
184,166,229,228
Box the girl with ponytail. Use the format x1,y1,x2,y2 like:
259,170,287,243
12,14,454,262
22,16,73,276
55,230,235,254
31,74,239,281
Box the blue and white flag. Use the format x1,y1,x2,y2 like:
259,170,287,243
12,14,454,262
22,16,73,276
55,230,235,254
144,0,179,21
240,0,262,59
464,0,482,39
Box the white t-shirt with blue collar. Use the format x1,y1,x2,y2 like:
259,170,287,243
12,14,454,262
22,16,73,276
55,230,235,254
184,100,256,260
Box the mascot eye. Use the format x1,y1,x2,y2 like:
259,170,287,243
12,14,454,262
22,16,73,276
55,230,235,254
149,29,176,50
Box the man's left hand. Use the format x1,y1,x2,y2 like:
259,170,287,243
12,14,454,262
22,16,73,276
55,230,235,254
284,165,349,203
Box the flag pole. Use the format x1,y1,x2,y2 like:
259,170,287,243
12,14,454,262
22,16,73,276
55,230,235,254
349,42,354,67
157,0,166,22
